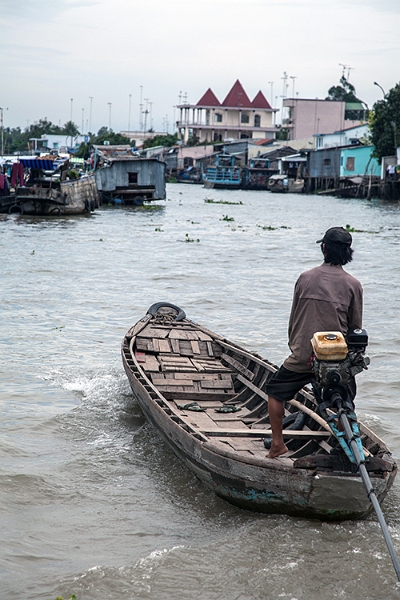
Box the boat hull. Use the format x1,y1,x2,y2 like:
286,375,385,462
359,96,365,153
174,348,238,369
1,175,99,216
122,305,397,521
124,364,394,520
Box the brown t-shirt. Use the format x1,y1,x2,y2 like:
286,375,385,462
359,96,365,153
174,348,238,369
283,263,363,373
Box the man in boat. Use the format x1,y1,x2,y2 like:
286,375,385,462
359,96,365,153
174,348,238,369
265,226,363,458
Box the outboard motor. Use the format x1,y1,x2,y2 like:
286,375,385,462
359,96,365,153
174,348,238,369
311,329,369,413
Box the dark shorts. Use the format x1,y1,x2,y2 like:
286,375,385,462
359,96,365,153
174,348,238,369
265,365,357,405
264,366,314,403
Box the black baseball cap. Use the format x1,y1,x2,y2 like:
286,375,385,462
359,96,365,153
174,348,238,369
316,227,352,246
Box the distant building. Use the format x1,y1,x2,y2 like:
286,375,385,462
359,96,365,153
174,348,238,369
119,130,168,149
315,124,370,150
29,134,89,154
340,145,380,178
282,98,367,141
176,80,279,143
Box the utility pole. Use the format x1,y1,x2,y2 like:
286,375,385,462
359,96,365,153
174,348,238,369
0,107,7,156
128,94,132,133
107,102,112,130
281,72,288,125
290,76,297,99
81,108,84,134
70,98,73,122
268,81,274,106
89,97,93,133
143,99,149,133
139,85,143,132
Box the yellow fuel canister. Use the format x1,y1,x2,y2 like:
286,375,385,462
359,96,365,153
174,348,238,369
311,331,348,361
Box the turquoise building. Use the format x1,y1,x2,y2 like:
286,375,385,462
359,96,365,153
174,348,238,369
340,145,380,177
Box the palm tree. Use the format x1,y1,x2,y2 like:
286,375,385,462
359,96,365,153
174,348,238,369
63,121,80,149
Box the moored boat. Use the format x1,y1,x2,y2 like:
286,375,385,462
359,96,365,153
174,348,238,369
268,173,304,193
202,154,242,189
0,157,99,216
121,302,397,520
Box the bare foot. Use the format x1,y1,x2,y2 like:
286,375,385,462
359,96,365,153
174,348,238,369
267,443,288,458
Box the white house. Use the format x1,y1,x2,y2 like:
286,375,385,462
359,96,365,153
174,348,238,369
176,80,279,143
314,124,370,150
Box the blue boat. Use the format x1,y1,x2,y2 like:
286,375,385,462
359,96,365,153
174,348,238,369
202,154,242,189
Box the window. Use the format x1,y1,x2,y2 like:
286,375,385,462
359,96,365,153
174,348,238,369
254,115,261,127
214,113,222,123
213,132,222,142
346,157,355,171
323,159,331,166
241,113,249,124
128,172,138,184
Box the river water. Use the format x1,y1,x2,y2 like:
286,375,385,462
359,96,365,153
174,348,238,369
1,184,400,600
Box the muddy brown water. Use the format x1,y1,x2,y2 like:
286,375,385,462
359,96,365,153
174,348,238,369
1,184,400,599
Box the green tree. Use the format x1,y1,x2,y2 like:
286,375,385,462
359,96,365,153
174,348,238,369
275,125,289,141
75,142,90,159
4,118,65,153
92,127,131,146
142,133,178,149
370,82,400,163
63,120,80,148
326,75,360,102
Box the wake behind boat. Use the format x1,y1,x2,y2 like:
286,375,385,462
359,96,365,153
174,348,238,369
121,302,397,521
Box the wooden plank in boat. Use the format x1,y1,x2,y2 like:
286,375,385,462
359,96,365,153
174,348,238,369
139,326,170,339
157,338,171,353
197,331,213,341
223,437,261,452
236,374,269,402
162,390,236,401
213,418,249,428
200,428,331,439
200,379,235,390
191,340,201,354
174,406,218,429
159,355,193,364
169,329,199,340
154,378,197,387
158,356,198,372
206,341,214,356
192,358,232,372
136,338,154,352
221,354,254,380
170,338,180,354
179,340,194,356
141,354,160,372
170,372,232,382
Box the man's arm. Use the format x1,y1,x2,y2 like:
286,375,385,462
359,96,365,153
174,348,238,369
348,283,363,330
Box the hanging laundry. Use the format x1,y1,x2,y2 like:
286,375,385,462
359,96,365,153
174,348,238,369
10,163,24,187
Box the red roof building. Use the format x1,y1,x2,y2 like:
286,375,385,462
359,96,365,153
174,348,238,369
177,80,278,143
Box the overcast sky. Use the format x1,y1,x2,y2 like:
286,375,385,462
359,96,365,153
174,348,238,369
1,0,399,134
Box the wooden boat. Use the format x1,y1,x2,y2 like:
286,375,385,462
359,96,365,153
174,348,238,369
1,157,99,216
241,158,277,191
121,302,397,520
268,173,304,193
